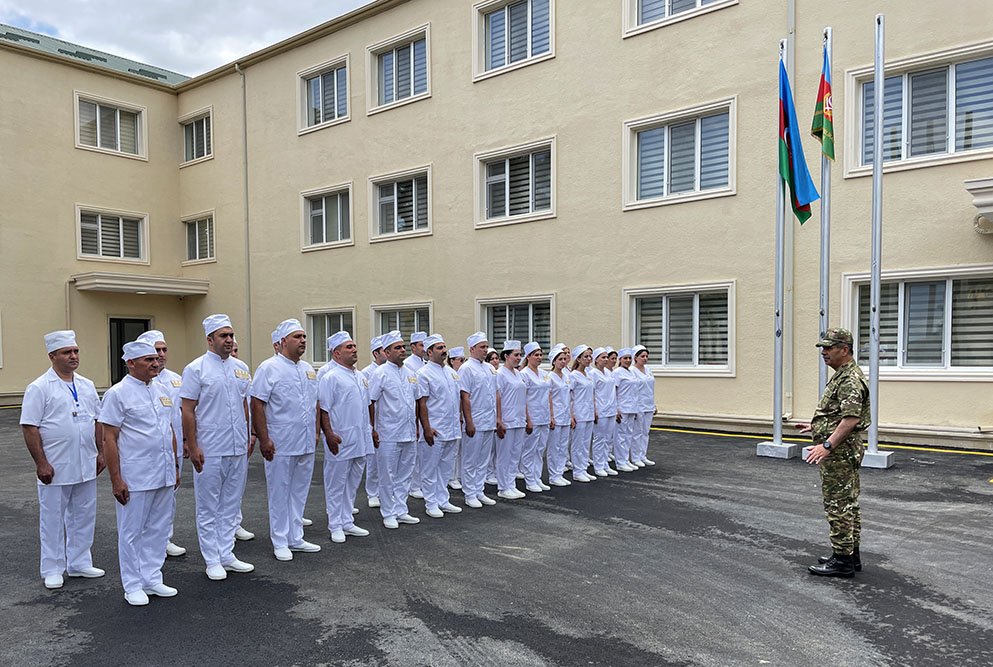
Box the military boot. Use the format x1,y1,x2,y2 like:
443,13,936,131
819,547,861,571
808,553,855,578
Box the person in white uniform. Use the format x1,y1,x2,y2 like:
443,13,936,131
590,347,620,477
495,341,527,499
403,331,428,499
100,341,178,606
135,330,188,558
484,348,500,486
457,332,499,508
520,342,552,493
229,339,256,541
367,330,422,529
446,346,466,491
568,345,596,483
180,314,255,581
612,348,640,472
631,345,658,467
21,330,105,590
252,319,322,561
415,334,463,518
545,345,573,487
360,335,386,509
319,331,375,543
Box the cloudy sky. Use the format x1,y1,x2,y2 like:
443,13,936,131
0,0,374,76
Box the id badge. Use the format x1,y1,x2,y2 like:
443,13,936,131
73,412,91,424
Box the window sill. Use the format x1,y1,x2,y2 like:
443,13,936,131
475,210,555,230
369,228,432,244
473,52,555,83
74,144,147,162
864,366,993,382
845,147,993,179
76,254,149,266
181,258,216,266
650,365,734,378
368,92,431,117
302,239,354,252
298,116,351,137
623,0,739,39
180,154,214,169
623,187,734,211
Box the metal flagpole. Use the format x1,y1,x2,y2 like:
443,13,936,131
864,14,894,468
817,27,832,397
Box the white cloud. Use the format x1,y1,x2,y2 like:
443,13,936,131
0,0,374,76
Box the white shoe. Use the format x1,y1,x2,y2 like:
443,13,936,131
166,542,186,557
605,467,619,476
425,507,444,518
67,566,105,578
448,480,462,490
274,548,294,561
352,507,360,515
440,502,462,513
548,477,569,487
573,473,592,483
330,530,346,544
539,482,551,491
290,540,322,552
498,489,526,500
409,489,424,499
526,484,543,493
343,526,369,537
477,494,497,505
301,517,313,527
465,497,483,509
368,496,381,508
594,469,609,478
143,583,178,597
383,517,399,529
608,454,615,461
124,590,149,606
617,463,636,472
222,558,255,573
643,458,656,466
397,514,420,524
516,473,525,480
206,564,228,580
235,526,255,541
44,574,64,589
485,476,498,486
565,461,573,470
634,460,646,468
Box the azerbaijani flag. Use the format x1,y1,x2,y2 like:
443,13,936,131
811,46,835,159
779,59,819,224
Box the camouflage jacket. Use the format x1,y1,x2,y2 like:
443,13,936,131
810,360,871,446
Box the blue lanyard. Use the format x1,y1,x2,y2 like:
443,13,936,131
65,380,79,404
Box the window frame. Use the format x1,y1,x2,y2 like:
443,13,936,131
475,293,556,352
842,265,993,381
367,165,432,243
370,301,434,339
181,209,216,265
75,204,150,265
73,91,147,161
474,137,556,228
844,40,993,178
304,306,357,366
623,97,736,211
472,0,556,82
622,0,738,39
300,182,355,251
178,106,213,166
622,281,735,377
366,24,431,115
297,55,351,136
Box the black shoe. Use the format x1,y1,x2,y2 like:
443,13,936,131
818,547,861,571
809,553,855,578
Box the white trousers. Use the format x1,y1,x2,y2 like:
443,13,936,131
546,425,570,480
264,453,315,549
449,442,462,482
193,455,248,567
116,485,174,593
616,414,637,464
592,419,616,471
487,437,497,480
364,453,379,499
521,425,550,486
460,429,494,500
323,456,364,532
38,479,97,577
570,421,594,475
496,427,525,492
411,436,424,492
376,440,416,519
419,438,457,510
636,411,654,461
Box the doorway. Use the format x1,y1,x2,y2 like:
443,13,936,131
109,318,150,384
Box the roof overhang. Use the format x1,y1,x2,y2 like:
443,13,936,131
72,272,209,296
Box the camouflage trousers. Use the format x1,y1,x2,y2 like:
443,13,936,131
818,441,864,555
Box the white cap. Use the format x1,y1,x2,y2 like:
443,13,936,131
136,330,165,346
502,340,522,352
632,344,648,357
487,347,497,355
448,346,465,358
523,341,542,357
424,333,445,350
271,329,282,345
370,335,384,352
203,314,232,336
604,346,615,354
573,344,591,359
327,331,352,351
122,340,157,361
380,330,403,348
44,330,77,354
410,331,427,344
549,344,565,362
592,347,608,360
274,319,304,342
467,331,488,348
617,347,634,358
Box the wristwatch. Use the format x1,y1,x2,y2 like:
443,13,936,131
822,440,833,450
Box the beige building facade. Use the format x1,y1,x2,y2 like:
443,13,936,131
1,0,992,449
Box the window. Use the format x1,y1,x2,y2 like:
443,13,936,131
309,310,354,364
301,60,348,130
376,307,430,341
304,188,351,247
476,0,553,78
625,0,737,36
625,99,734,208
854,276,993,371
370,167,431,240
478,140,553,226
369,27,429,111
78,209,144,260
184,215,214,262
485,300,551,351
76,94,144,157
182,113,212,162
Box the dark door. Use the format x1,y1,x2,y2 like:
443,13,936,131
109,318,150,384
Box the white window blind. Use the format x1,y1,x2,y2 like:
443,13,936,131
80,211,142,259
485,148,551,219
486,301,551,351
183,116,211,162
310,311,354,363
378,308,430,341
636,110,730,200
635,290,729,367
185,216,214,261
378,38,427,106
79,99,140,155
377,175,428,235
638,0,723,25
306,64,348,127
307,191,350,245
484,0,550,72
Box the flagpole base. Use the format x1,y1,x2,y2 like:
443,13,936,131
861,450,895,469
756,441,799,459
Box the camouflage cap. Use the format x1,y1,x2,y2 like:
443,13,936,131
815,327,853,348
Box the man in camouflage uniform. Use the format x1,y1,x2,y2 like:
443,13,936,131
797,328,871,578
